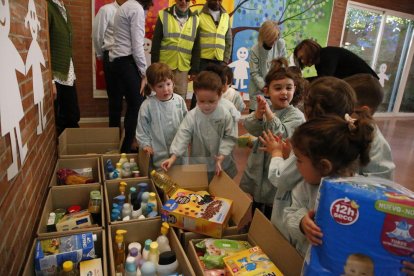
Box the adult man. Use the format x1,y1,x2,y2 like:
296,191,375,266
110,0,153,153
92,0,124,127
151,0,200,99
48,0,80,135
190,0,232,108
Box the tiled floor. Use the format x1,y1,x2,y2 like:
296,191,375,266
81,117,414,191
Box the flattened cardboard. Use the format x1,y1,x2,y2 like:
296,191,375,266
104,178,162,225
37,185,104,237
101,151,149,181
187,211,304,276
49,157,102,187
22,230,107,276
59,128,120,158
108,219,195,276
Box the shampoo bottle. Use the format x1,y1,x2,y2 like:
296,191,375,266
119,153,129,165
113,229,127,275
156,251,179,276
119,181,127,195
142,239,152,261
125,256,138,276
140,261,156,276
147,242,159,266
156,222,171,253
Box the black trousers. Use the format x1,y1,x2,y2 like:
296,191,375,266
112,55,144,153
54,82,80,136
190,58,226,110
103,51,123,128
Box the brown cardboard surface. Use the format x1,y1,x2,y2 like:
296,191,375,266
104,178,162,225
49,157,102,187
108,219,195,276
187,211,304,276
37,185,104,237
59,128,120,158
22,229,107,276
101,152,149,181
166,164,209,191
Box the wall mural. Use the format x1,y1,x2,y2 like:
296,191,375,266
92,0,334,98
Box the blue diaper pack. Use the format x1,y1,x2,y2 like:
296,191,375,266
303,176,414,276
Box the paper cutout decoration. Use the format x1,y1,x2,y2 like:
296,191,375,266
25,0,47,134
378,63,390,88
228,47,249,90
0,0,28,180
144,37,152,66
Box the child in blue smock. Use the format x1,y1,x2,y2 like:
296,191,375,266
136,62,187,168
161,71,238,182
239,57,305,218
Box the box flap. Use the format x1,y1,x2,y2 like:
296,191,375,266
167,164,209,190
248,211,303,275
138,149,150,177
59,128,120,144
209,172,252,229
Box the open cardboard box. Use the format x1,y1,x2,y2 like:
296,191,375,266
58,127,120,158
187,211,304,276
108,218,195,276
22,229,107,276
49,157,102,187
37,184,104,237
104,178,162,225
101,151,149,182
161,164,252,245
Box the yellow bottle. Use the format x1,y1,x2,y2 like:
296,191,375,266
119,153,129,165
150,170,180,197
60,261,77,276
119,181,127,195
114,229,127,275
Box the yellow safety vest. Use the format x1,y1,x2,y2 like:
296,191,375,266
198,12,229,61
159,10,199,71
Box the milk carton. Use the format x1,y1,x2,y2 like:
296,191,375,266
303,176,414,276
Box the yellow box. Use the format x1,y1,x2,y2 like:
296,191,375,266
161,189,232,238
224,246,284,275
80,258,103,276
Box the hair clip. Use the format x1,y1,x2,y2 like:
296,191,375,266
344,113,357,131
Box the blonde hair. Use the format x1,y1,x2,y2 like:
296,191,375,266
258,20,280,45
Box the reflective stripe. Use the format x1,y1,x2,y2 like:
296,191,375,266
200,44,225,50
160,45,192,55
164,33,194,40
200,33,226,39
162,11,169,36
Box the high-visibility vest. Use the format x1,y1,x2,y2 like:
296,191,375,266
198,12,229,61
159,10,199,71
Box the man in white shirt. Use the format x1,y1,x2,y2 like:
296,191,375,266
110,0,153,153
92,0,124,127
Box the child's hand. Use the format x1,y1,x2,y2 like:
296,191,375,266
143,146,154,156
283,139,292,160
215,155,225,176
160,155,177,171
258,130,284,158
300,210,323,245
255,95,267,119
402,256,414,275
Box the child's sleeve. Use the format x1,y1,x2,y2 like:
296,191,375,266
235,93,246,112
269,154,303,191
283,183,308,243
243,112,265,137
218,113,238,156
136,101,152,149
170,113,194,157
265,109,305,138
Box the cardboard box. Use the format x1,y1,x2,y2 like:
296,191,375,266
108,219,195,276
187,211,304,276
104,178,162,225
58,128,120,158
101,151,149,181
161,165,252,245
22,230,107,276
49,157,102,187
162,189,233,238
37,185,104,237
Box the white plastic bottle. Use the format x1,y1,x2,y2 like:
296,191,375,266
147,242,159,266
156,251,179,276
140,261,156,276
128,242,142,267
119,153,129,165
142,239,152,261
125,256,138,276
122,203,132,219
156,222,171,253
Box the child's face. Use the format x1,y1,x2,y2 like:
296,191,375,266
152,78,174,101
293,148,322,185
344,259,374,276
196,89,220,114
265,78,295,110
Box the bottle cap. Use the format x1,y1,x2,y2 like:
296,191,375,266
128,242,142,252
119,182,127,193
90,190,101,200
150,241,158,251
138,182,148,189
129,247,138,257
129,187,136,193
158,251,177,265
161,222,170,235
62,261,73,272
116,162,122,169
150,170,156,176
121,153,127,158
115,229,127,243
149,192,156,200
92,234,97,242
144,239,152,249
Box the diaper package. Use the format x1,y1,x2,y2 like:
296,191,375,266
303,176,414,276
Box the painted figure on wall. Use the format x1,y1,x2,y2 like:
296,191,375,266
0,0,28,180
25,0,47,134
228,46,249,89
377,63,390,88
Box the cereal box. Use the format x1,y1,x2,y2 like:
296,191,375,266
223,246,284,275
303,176,414,276
161,189,232,238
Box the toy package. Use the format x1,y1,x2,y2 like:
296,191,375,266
223,246,283,275
161,189,232,238
303,176,414,276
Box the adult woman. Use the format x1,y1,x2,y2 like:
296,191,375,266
294,39,378,80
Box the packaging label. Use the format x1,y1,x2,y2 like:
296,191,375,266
330,197,359,225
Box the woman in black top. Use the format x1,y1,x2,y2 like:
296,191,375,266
294,39,378,80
